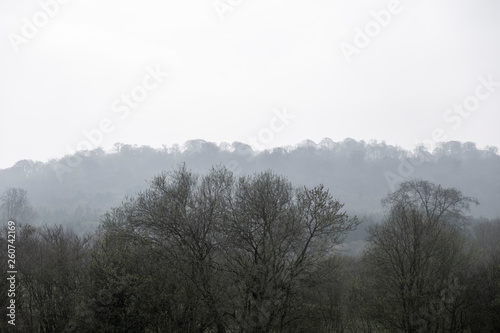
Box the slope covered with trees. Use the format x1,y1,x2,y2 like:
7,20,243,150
0,139,499,235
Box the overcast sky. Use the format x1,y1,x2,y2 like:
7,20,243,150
1,0,499,169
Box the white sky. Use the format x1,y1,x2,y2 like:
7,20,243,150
1,0,499,169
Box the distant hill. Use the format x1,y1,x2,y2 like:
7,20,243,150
1,138,499,235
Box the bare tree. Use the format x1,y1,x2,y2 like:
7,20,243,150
465,218,500,331
0,188,36,223
96,164,233,332
15,224,92,332
364,180,478,333
382,179,478,227
218,172,358,332
94,165,358,332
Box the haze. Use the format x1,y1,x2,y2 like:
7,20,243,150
1,0,499,169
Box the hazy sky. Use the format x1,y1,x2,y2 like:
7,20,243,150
1,0,499,169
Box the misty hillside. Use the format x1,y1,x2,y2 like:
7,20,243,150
1,138,499,235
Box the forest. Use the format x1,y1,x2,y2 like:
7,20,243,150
1,138,499,237
0,138,499,332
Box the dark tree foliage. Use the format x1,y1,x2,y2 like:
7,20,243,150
1,169,500,332
0,224,92,332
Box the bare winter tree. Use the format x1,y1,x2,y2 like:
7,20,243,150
363,180,478,333
94,164,358,332
0,188,36,223
219,173,358,332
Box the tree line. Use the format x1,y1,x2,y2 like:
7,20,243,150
0,165,499,332
1,139,499,238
